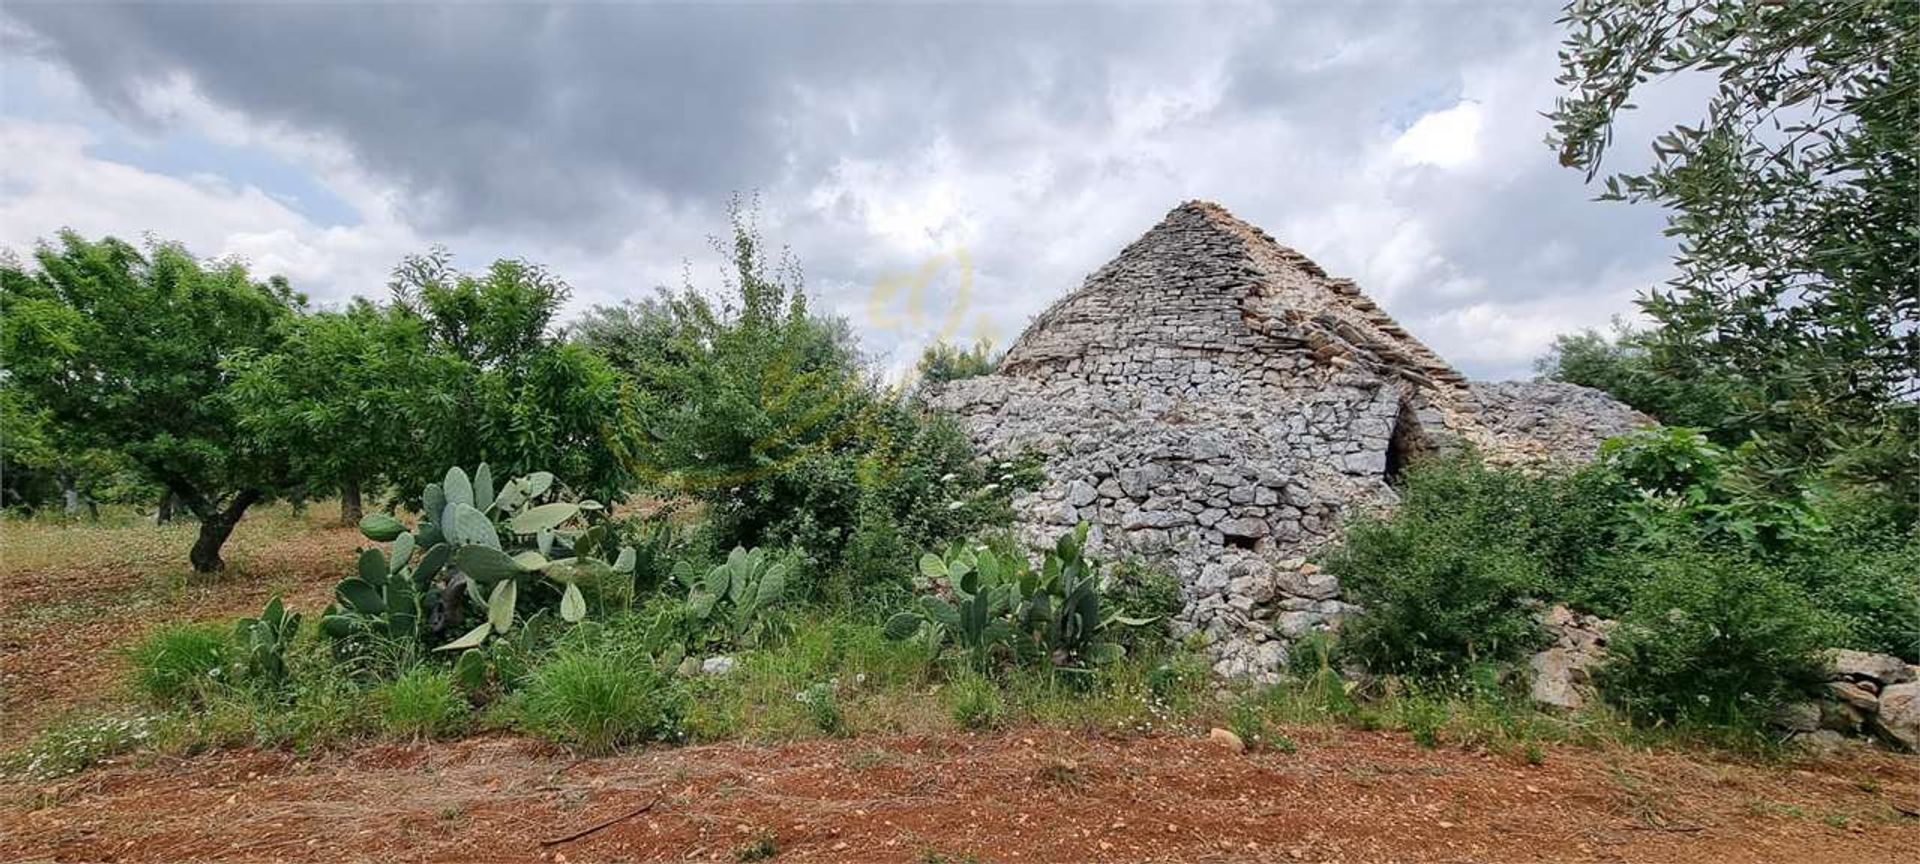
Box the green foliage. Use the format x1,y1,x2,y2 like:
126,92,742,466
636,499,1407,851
1599,427,1726,498
1102,557,1184,652
1599,544,1841,726
1548,0,1918,509
0,382,154,516
321,465,633,661
889,542,1020,669
611,200,865,525
1535,325,1740,433
887,525,1152,671
387,250,637,502
795,681,848,736
1792,523,1920,661
596,200,1009,587
374,667,468,739
674,545,792,645
232,596,301,689
1227,696,1299,754
914,340,998,386
0,232,305,570
127,623,230,705
1330,439,1912,731
1327,457,1572,673
514,640,684,754
225,300,430,522
944,670,1005,730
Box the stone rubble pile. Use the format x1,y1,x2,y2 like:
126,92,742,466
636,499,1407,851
932,201,1649,678
1526,605,1614,711
1781,649,1920,753
1519,622,1920,752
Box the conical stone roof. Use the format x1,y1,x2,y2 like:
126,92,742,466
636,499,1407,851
932,201,1647,679
1000,200,1466,391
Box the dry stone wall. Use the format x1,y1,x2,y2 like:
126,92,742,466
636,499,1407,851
932,202,1649,679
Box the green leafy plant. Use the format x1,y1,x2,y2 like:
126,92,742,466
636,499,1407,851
886,525,1151,671
886,542,1019,669
1019,524,1153,670
674,545,790,644
232,596,301,688
1599,545,1840,726
1327,456,1570,674
322,464,634,659
1548,0,1918,508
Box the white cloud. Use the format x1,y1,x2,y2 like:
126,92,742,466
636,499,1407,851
1390,100,1484,170
0,116,424,308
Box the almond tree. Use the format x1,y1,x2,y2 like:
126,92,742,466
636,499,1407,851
1,233,304,571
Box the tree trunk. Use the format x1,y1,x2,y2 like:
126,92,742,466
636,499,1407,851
61,473,79,517
340,475,364,526
187,489,263,573
156,490,177,524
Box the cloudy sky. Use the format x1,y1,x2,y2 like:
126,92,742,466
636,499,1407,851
0,1,1694,379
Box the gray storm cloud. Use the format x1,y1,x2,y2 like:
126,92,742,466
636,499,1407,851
0,1,1681,378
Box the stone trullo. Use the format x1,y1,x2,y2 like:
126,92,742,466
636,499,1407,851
931,201,1649,679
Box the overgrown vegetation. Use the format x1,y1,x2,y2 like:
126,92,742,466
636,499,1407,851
1329,431,1916,729
1545,0,1918,518
4,0,1915,774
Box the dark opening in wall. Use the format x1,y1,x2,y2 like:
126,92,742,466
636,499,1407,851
1384,398,1432,485
1223,533,1259,551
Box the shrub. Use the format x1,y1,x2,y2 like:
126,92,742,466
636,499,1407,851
600,205,1014,589
915,340,997,386
374,667,468,739
1785,497,1920,661
516,644,683,754
1599,546,1840,726
1226,697,1295,753
795,682,847,736
1105,558,1184,653
127,623,230,705
1328,458,1555,674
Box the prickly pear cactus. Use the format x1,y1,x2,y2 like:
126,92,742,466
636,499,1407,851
322,464,635,657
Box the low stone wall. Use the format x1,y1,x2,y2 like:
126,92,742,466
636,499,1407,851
1524,612,1920,753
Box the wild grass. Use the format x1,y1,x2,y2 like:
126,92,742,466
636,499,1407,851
374,667,468,740
944,669,1006,731
0,500,343,584
125,622,231,705
514,639,683,755
1,712,161,779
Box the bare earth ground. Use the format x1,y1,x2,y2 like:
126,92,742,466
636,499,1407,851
0,511,359,749
3,509,1918,863
4,729,1918,863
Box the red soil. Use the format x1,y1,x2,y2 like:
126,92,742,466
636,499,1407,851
0,521,358,748
5,727,1917,863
